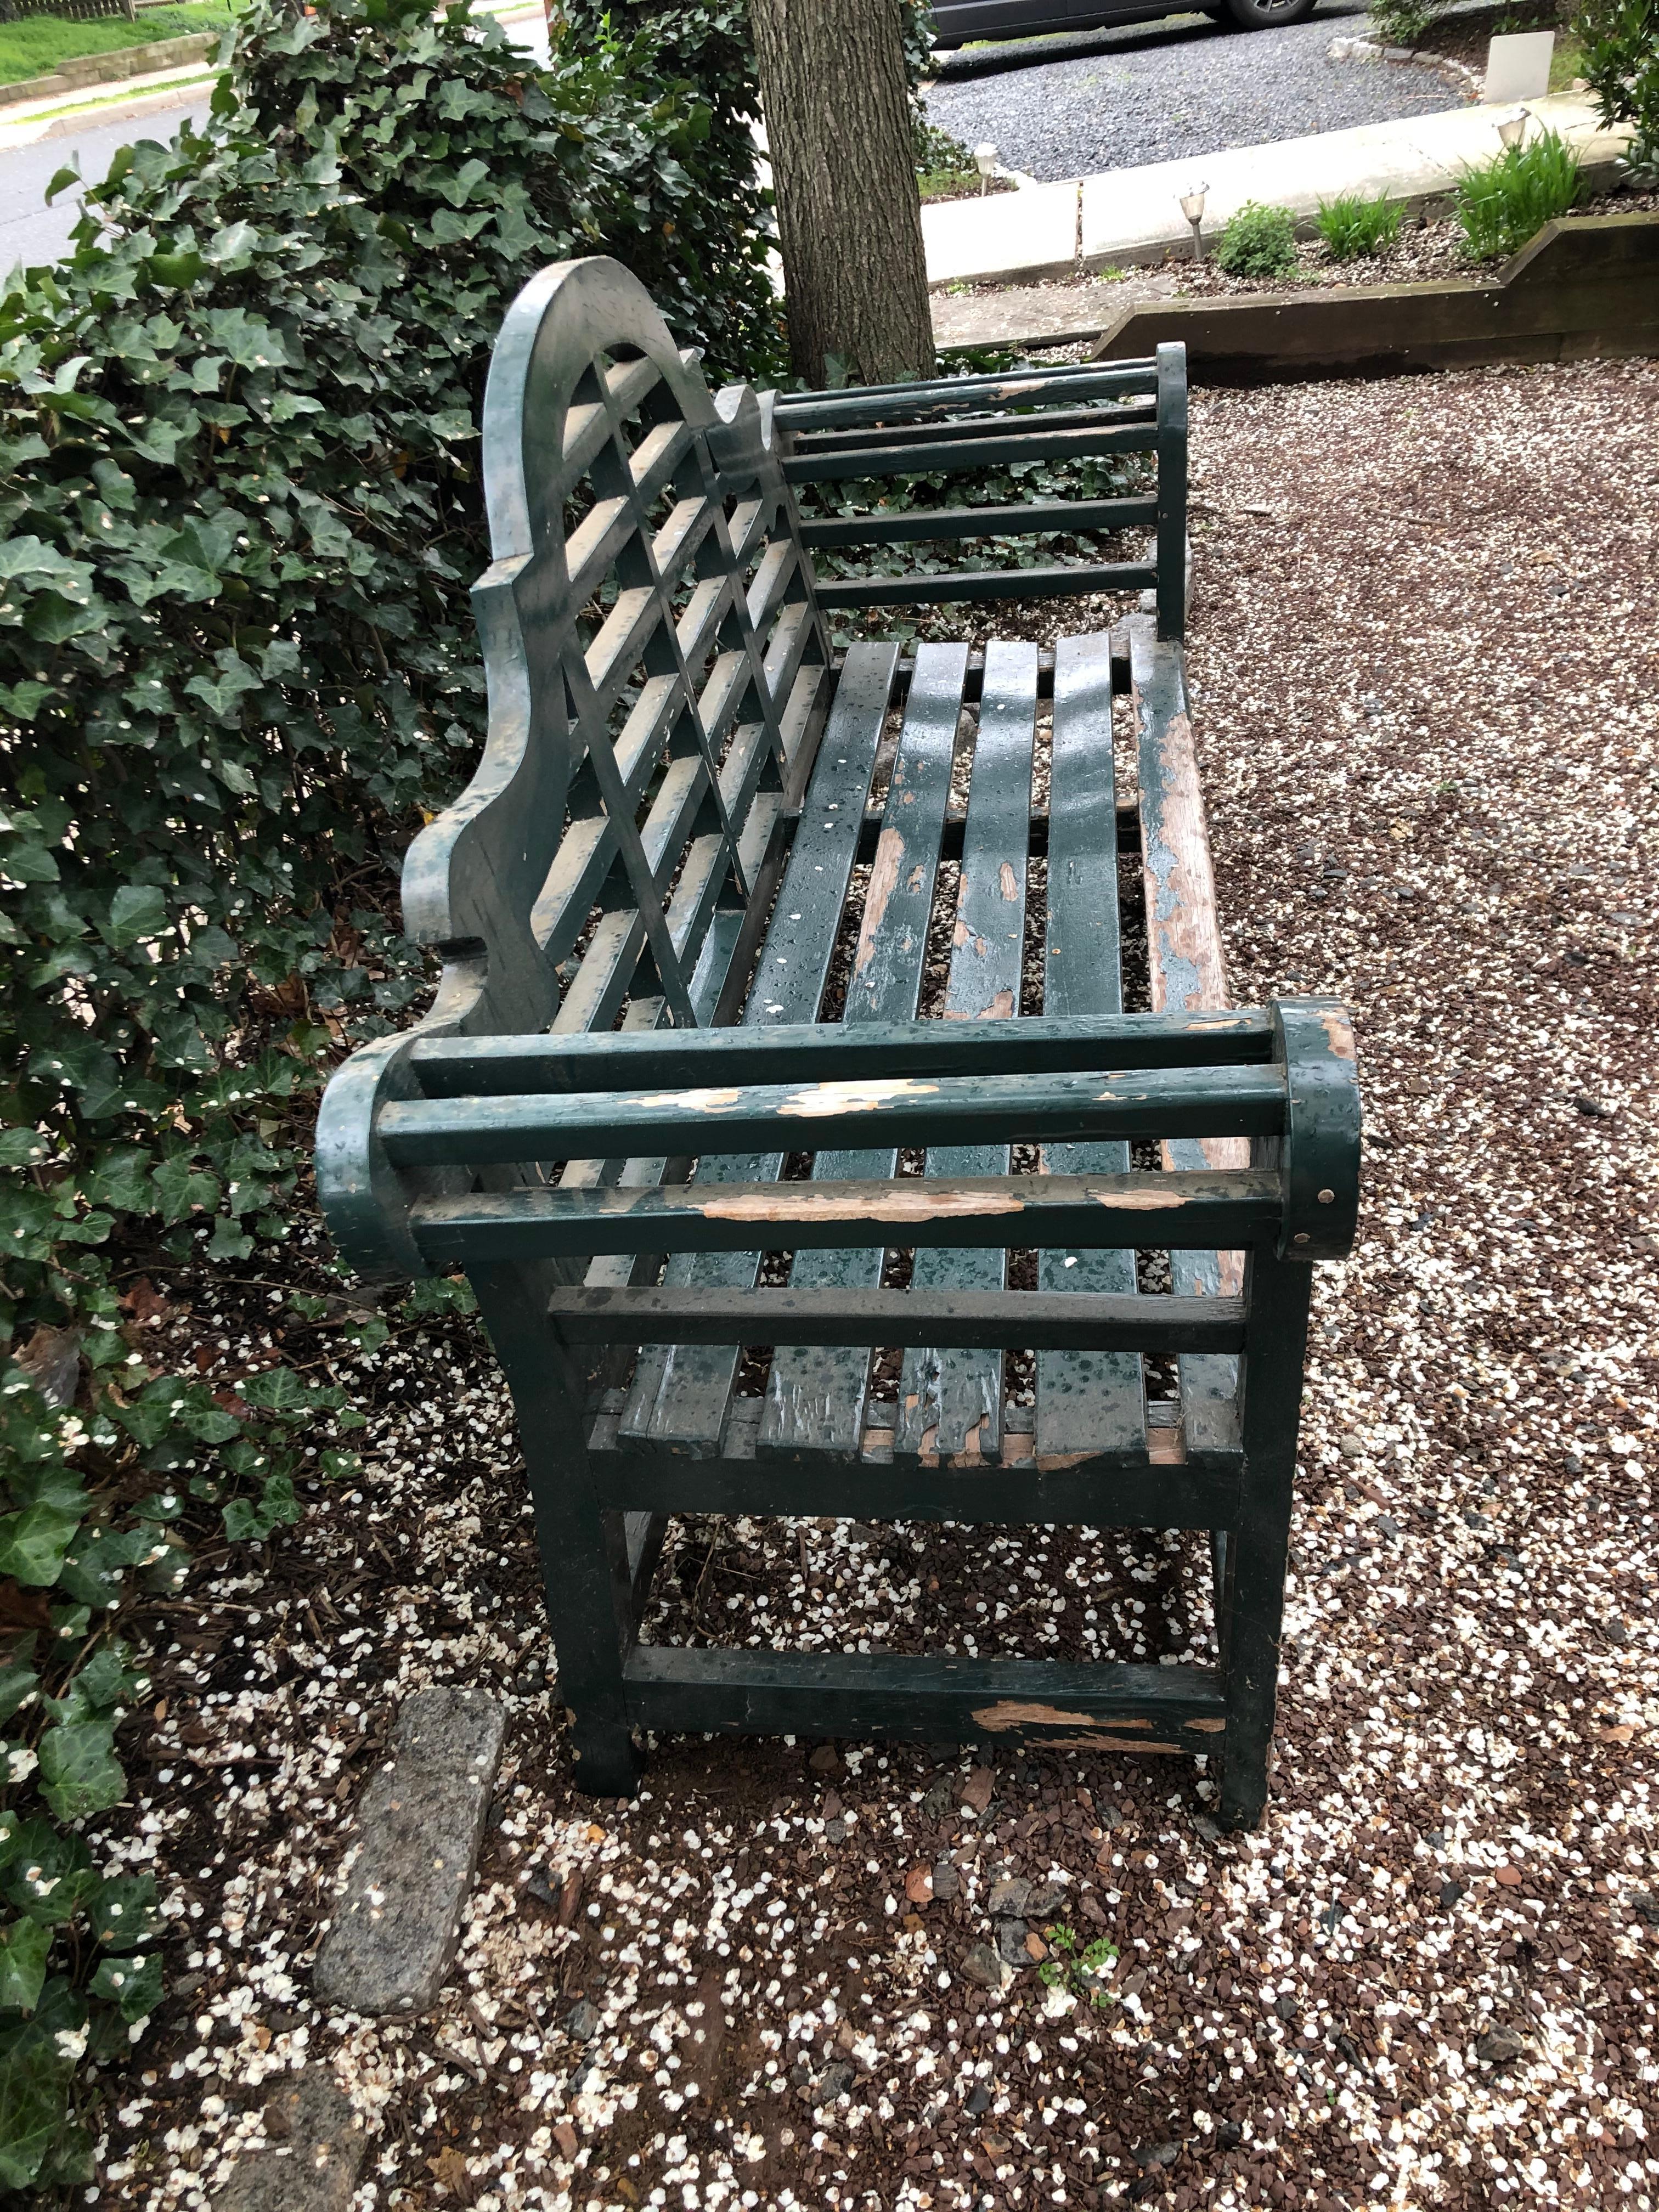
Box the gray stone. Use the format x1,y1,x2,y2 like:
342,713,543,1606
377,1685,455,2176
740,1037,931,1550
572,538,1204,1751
921,1779,955,1820
987,1877,1030,1917
1475,2026,1533,2065
313,1687,506,2017
930,1861,961,1902
1024,1883,1064,1919
995,1920,1031,1964
211,2071,366,2212
1134,2140,1181,2170
958,1942,1012,1991
816,2061,856,2102
566,1997,601,2043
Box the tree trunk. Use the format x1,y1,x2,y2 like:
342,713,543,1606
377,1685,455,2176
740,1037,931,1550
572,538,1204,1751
748,0,935,388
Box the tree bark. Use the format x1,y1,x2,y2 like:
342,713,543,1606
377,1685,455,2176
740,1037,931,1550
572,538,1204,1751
748,0,935,388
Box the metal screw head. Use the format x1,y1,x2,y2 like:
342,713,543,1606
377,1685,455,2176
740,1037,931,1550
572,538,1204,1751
1317,1187,1335,1204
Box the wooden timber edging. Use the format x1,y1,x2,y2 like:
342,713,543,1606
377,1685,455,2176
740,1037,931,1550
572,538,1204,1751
939,213,1659,382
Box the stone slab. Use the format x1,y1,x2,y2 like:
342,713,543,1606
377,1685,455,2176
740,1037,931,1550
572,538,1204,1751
923,180,1078,289
1483,30,1554,104
1079,93,1628,271
932,267,1182,353
211,2071,367,2212
313,1686,506,2017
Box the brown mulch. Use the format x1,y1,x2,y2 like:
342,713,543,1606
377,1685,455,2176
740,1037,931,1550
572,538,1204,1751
98,356,1658,2212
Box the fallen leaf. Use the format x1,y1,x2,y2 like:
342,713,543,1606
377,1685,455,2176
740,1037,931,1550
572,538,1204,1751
905,1866,933,1905
119,1277,172,1325
427,2145,477,2204
1595,1725,1638,1746
585,1824,606,1843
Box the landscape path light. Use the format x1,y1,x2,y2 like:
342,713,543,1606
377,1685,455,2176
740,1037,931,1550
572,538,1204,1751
974,142,997,195
1180,182,1209,261
1497,106,1529,150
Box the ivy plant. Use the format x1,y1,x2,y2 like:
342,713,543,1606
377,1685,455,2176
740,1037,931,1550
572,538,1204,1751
0,0,773,2183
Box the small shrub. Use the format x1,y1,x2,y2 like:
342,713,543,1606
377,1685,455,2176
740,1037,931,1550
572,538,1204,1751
1455,129,1585,261
1214,201,1299,278
1315,191,1406,261
1575,0,1659,187
1367,0,1450,45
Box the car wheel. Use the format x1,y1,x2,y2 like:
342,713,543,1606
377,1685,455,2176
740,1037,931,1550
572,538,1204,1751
1223,0,1317,24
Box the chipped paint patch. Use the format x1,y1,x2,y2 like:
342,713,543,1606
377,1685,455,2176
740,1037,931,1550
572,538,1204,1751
634,1086,743,1112
855,826,906,980
776,1078,940,1118
973,1701,1156,1732
701,1188,1024,1224
1319,1007,1357,1060
998,861,1018,901
1089,1186,1183,1210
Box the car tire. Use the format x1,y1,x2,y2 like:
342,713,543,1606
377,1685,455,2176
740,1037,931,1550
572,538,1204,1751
1222,0,1317,23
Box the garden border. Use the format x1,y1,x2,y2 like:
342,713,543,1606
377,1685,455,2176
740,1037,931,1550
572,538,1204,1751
940,212,1659,378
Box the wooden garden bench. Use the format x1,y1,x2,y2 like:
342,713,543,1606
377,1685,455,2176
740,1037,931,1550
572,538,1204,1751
317,257,1359,1830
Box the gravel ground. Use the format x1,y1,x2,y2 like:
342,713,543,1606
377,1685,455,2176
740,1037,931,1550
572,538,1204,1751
922,3,1465,185
93,356,1658,2212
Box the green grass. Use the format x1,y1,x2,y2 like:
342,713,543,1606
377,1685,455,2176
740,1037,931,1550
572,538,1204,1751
1455,128,1584,262
1314,191,1406,262
0,3,232,87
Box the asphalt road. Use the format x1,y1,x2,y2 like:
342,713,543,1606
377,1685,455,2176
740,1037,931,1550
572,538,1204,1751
2,98,208,272
926,0,1463,182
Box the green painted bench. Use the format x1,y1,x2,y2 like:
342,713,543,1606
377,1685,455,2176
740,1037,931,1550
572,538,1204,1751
316,256,1360,1830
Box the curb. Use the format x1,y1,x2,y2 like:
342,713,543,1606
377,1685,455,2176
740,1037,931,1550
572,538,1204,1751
0,75,215,150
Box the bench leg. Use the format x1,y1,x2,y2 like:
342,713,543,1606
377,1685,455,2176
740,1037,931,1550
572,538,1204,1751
1217,1255,1312,1832
471,1262,643,1798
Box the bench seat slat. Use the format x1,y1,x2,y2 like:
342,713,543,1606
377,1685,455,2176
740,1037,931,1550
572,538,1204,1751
1037,631,1147,1461
1131,616,1245,1458
759,642,968,1458
897,641,1039,1465
616,642,899,1456
814,562,1157,612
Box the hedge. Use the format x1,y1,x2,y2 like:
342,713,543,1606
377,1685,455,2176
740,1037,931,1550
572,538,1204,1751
0,0,774,2183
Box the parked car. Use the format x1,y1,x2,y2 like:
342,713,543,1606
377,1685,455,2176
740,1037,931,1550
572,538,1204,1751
930,0,1317,45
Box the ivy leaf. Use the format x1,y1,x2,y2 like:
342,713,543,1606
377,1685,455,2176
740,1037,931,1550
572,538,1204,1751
152,1155,220,1223
222,1470,300,1543
0,1921,52,2015
89,1949,161,2023
234,1365,318,1418
101,884,170,950
88,1874,160,1954
0,1504,84,1589
2,1822,97,1927
0,1664,40,1727
0,2022,72,2192
36,1715,125,1822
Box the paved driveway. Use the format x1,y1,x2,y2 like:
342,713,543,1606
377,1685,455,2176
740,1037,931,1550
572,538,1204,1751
926,0,1464,182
